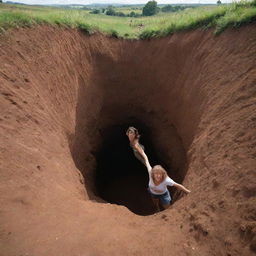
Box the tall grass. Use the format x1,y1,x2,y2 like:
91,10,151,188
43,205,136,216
215,1,256,34
0,2,255,39
139,6,227,39
139,2,256,39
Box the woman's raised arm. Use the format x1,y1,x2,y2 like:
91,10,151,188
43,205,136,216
134,143,152,172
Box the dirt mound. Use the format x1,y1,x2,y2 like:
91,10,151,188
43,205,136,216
0,25,256,255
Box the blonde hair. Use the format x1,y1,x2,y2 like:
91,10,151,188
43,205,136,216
126,126,140,139
151,165,167,184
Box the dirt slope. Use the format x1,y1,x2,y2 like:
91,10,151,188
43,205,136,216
0,25,256,256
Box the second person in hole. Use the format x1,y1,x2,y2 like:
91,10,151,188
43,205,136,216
126,126,191,212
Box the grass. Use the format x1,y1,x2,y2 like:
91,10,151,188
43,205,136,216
215,1,256,34
0,1,255,39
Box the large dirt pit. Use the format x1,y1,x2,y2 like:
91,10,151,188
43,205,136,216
0,25,256,255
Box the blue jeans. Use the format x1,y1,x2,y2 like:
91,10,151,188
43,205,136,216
148,188,172,205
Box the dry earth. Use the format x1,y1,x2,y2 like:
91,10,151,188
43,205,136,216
0,24,256,256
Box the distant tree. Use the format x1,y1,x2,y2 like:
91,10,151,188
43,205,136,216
90,9,100,14
217,0,222,4
162,5,186,13
116,11,125,17
0,0,2,3
102,8,105,13
142,1,158,16
135,13,142,17
162,4,173,12
106,6,116,16
129,11,136,17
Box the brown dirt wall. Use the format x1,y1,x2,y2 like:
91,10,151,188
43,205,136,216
0,25,256,255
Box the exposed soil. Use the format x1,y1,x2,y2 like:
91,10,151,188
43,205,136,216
0,25,256,255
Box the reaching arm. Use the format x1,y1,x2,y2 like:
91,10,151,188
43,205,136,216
134,143,152,171
173,183,191,193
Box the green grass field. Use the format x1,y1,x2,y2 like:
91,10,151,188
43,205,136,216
0,1,255,39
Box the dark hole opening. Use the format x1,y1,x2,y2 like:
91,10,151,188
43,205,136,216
95,123,178,216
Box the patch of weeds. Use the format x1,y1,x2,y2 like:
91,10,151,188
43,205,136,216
139,29,161,39
54,17,73,28
109,29,119,38
162,23,176,36
77,22,93,35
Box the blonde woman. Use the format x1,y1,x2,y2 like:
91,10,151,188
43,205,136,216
147,164,190,211
126,126,191,211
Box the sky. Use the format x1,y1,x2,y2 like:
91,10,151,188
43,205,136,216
3,0,235,5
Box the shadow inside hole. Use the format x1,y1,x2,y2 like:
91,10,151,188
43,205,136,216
95,123,178,216
68,78,188,211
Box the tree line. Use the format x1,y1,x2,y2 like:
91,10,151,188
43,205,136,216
89,1,198,17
